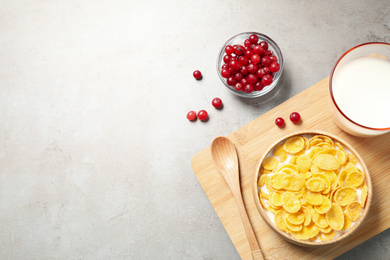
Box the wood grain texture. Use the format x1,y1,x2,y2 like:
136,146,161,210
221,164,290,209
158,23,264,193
191,77,390,260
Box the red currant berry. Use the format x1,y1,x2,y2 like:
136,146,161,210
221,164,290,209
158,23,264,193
234,45,245,56
229,60,241,70
228,68,238,75
253,45,264,55
221,64,229,70
225,45,234,55
256,67,269,78
270,55,278,62
226,76,237,86
249,34,259,44
251,54,261,64
240,66,249,75
187,111,197,121
240,78,248,86
290,112,301,123
223,54,232,64
234,82,243,91
244,39,251,47
261,56,272,67
264,50,273,56
254,81,264,91
247,63,258,74
212,98,223,108
193,70,202,80
234,72,243,81
221,69,230,78
244,50,253,59
197,110,208,121
239,56,249,66
259,41,269,50
269,62,280,73
261,74,273,86
244,83,254,93
275,117,285,127
246,74,258,84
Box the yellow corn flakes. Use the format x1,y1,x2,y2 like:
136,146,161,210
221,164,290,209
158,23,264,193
334,187,356,206
346,201,363,222
283,136,305,154
282,174,305,191
263,157,279,170
257,134,368,242
313,154,340,171
306,177,327,192
296,154,312,173
281,191,301,213
345,171,364,188
326,203,345,230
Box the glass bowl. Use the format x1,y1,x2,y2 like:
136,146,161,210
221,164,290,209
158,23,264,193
216,32,283,98
329,42,390,137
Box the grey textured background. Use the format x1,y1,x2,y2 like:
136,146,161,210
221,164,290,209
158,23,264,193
0,0,389,259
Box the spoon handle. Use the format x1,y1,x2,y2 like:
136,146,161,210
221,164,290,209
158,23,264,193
233,191,265,260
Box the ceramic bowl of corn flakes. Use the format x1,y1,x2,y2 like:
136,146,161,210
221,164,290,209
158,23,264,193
252,131,372,246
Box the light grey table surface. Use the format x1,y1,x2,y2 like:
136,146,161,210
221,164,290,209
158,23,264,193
0,0,389,259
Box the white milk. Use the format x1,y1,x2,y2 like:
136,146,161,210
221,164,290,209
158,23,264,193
332,57,390,129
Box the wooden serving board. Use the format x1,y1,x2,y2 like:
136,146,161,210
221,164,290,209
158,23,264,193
191,77,390,260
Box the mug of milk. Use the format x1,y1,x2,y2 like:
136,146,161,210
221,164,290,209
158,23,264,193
329,42,390,137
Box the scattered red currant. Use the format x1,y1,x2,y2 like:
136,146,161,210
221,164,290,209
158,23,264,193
187,111,197,121
212,98,223,108
275,117,285,127
193,70,202,80
290,112,301,123
197,110,208,121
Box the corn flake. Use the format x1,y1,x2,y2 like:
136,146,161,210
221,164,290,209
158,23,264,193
334,187,356,206
346,202,363,222
306,177,327,192
296,155,312,173
282,174,305,191
281,191,301,213
361,183,368,207
345,171,364,188
301,206,311,226
263,157,279,171
314,196,332,214
326,203,345,230
313,154,340,171
270,173,287,190
290,223,320,240
283,136,305,154
287,211,305,225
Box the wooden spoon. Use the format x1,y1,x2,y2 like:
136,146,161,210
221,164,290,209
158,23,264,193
211,136,264,260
